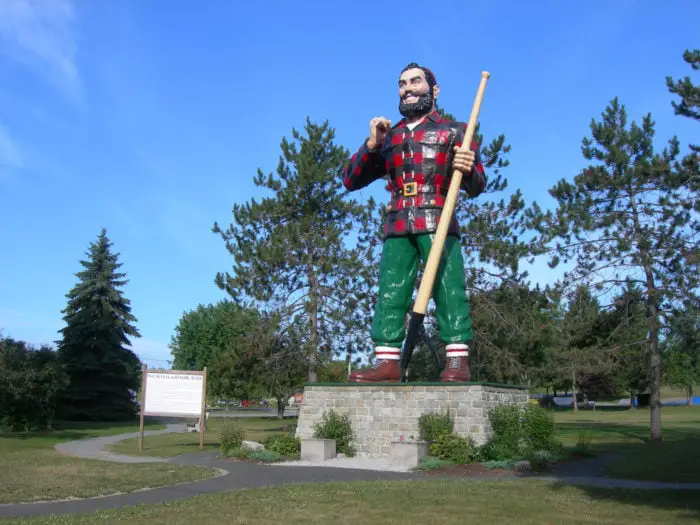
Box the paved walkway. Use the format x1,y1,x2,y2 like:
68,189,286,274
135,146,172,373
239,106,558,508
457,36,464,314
1,428,699,519
54,423,183,463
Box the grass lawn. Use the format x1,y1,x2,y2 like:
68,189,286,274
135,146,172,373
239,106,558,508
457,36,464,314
6,480,700,524
107,417,290,458
554,405,700,482
0,420,218,504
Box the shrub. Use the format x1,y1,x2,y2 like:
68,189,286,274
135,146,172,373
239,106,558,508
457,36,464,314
522,404,560,453
264,435,301,457
313,410,356,456
224,447,249,459
480,404,523,460
219,419,246,454
418,411,454,441
248,450,283,462
429,433,477,464
526,449,562,471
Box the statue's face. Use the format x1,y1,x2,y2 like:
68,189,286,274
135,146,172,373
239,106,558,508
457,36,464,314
398,67,438,118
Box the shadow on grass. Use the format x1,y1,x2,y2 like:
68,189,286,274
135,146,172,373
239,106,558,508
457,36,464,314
0,418,163,442
547,482,700,521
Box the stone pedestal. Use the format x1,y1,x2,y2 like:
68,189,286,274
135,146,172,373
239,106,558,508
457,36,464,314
301,438,336,461
295,382,528,457
389,441,429,468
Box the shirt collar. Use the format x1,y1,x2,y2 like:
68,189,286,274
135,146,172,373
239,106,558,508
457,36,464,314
394,110,441,129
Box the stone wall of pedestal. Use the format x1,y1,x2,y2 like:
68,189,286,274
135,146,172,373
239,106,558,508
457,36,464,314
295,382,528,457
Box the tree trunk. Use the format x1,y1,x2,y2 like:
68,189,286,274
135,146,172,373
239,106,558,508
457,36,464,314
276,396,286,419
630,189,662,441
688,385,694,406
307,268,319,383
346,341,352,379
644,271,662,441
572,365,578,413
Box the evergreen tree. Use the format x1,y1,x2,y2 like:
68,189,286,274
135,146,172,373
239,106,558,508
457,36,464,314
597,284,650,407
662,302,700,405
213,118,372,382
56,229,141,421
530,98,699,440
432,105,548,382
666,49,699,151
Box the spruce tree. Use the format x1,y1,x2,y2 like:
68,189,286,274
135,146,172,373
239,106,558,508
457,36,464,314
530,98,699,440
56,228,141,421
213,118,372,382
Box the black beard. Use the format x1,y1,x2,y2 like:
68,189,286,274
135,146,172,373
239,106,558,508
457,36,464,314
399,90,434,118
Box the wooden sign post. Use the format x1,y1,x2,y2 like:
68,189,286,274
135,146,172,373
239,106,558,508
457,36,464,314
138,365,208,451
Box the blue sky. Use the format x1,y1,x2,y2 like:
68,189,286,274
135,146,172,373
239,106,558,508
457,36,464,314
0,0,697,368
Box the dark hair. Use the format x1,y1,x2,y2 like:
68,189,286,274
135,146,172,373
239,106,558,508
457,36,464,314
400,62,437,88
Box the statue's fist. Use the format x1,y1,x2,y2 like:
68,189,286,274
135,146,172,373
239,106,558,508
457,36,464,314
368,117,391,149
453,146,475,174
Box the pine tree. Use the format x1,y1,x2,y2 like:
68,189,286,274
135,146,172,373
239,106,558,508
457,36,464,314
56,228,141,421
213,118,372,382
432,105,547,382
666,49,699,151
530,98,699,440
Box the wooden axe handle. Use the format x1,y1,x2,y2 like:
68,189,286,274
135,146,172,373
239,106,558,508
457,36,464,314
412,71,490,315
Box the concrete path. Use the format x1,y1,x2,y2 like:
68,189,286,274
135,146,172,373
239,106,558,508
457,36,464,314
1,428,699,519
54,423,183,463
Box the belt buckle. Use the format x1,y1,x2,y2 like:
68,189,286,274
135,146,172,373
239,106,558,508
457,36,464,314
403,182,418,197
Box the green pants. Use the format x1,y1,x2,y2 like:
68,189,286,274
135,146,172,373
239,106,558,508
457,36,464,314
371,234,473,348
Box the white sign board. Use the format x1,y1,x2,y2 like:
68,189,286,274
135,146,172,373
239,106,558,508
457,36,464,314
144,372,204,417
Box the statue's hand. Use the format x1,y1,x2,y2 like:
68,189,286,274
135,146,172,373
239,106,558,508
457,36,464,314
453,146,475,174
367,117,392,149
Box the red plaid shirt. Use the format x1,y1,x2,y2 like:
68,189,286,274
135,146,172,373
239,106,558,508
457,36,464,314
343,111,486,238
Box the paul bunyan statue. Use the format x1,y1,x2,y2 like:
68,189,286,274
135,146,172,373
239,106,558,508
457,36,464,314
342,62,487,383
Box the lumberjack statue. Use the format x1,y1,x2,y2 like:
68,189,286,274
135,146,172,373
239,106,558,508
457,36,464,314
343,63,487,383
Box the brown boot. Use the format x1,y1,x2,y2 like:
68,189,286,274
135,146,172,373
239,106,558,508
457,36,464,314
439,344,471,382
349,347,400,383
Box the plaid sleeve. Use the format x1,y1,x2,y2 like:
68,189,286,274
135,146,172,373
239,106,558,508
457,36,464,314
455,123,486,198
343,139,387,191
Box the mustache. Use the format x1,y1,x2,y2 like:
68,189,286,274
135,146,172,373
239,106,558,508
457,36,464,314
402,91,428,100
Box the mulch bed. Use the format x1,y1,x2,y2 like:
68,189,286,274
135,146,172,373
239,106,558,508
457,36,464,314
421,463,524,477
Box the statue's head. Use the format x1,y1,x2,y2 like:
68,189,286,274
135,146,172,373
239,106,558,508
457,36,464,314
398,62,440,119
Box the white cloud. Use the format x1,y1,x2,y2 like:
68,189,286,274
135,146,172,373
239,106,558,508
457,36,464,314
0,0,82,102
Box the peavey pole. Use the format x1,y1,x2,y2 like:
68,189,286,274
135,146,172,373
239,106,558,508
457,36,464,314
400,71,491,383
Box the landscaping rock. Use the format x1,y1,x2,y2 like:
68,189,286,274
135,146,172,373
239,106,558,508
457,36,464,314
241,440,265,451
514,460,531,472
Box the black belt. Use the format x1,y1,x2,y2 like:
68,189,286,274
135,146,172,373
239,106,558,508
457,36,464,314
392,183,449,198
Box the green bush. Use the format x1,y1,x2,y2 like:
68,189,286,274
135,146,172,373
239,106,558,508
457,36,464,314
264,435,301,457
526,449,562,471
480,404,523,460
522,404,560,452
483,459,519,470
418,411,454,441
429,433,477,464
224,447,249,459
312,410,356,456
219,419,246,454
248,450,283,462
